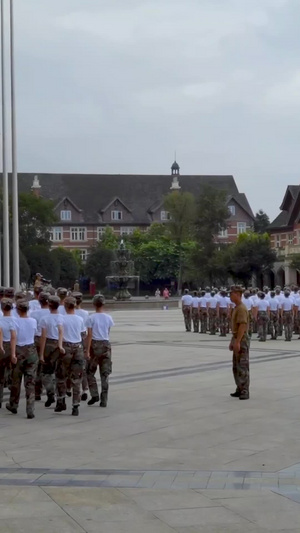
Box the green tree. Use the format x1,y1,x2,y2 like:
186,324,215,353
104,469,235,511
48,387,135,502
100,227,118,249
85,245,114,290
164,191,196,292
133,239,180,284
254,209,270,234
19,250,30,285
194,186,229,250
18,193,58,250
51,247,79,288
23,245,60,284
289,254,300,271
228,233,276,286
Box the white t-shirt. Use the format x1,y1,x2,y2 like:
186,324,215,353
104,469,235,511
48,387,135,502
62,314,85,343
218,296,229,309
58,305,67,315
250,295,259,307
0,316,16,342
242,298,253,311
14,317,37,347
40,313,64,341
75,308,89,331
30,308,50,336
181,294,193,306
256,299,269,312
281,298,293,311
192,297,199,308
207,296,218,309
198,297,208,309
294,296,300,309
269,298,279,311
29,299,41,312
87,312,115,341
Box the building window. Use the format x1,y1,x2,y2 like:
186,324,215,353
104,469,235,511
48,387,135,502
228,205,236,216
276,235,281,248
237,222,247,234
97,227,106,240
70,227,86,241
288,234,294,244
50,227,63,242
60,210,71,221
79,249,87,262
218,228,228,238
111,210,122,221
161,210,171,221
120,227,135,235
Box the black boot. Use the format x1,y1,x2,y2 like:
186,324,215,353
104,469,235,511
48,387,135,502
45,394,55,408
66,391,72,397
87,395,99,406
230,391,241,398
100,392,107,408
27,412,35,419
6,403,17,414
35,395,41,401
81,392,88,402
72,405,79,416
54,399,66,412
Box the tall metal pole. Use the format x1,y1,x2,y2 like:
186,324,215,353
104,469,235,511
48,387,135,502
1,0,10,286
10,0,19,289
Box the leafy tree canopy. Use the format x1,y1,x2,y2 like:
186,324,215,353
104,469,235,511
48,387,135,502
254,209,270,234
18,193,58,250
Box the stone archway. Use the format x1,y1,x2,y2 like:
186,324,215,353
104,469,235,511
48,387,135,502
276,268,285,287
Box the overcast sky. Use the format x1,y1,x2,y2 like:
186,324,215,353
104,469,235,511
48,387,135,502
8,0,300,220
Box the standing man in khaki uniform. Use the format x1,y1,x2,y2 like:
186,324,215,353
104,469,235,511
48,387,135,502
229,286,250,400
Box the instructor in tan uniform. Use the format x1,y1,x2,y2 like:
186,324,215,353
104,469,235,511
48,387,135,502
229,285,250,400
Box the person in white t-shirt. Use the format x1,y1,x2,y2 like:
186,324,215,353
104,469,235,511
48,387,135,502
55,296,85,416
40,295,64,408
275,288,284,336
198,291,208,334
0,298,15,407
293,293,300,339
242,291,253,337
29,286,42,313
87,294,114,408
191,291,200,333
254,292,270,342
74,292,89,401
30,292,50,402
181,289,193,332
268,291,280,340
57,287,68,315
281,290,294,341
6,299,38,419
217,289,230,337
207,291,218,335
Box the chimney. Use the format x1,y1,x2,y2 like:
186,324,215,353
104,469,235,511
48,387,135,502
31,175,41,197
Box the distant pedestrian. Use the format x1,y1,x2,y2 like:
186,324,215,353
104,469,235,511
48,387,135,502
163,288,169,299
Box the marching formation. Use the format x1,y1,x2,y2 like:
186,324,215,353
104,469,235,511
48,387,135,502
0,283,114,419
181,285,300,342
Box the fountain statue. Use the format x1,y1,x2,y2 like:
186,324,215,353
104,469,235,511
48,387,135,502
106,240,139,300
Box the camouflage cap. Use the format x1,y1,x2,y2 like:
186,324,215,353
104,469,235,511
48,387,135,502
16,299,29,311
15,291,26,301
64,296,76,308
93,294,106,307
57,287,68,297
72,291,83,303
1,298,13,311
48,295,60,307
230,285,244,294
4,287,15,298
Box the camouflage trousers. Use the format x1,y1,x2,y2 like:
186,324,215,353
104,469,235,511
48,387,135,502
294,311,300,336
199,309,208,333
283,311,293,341
269,311,279,340
208,308,217,335
56,343,84,406
34,336,43,398
9,344,38,415
278,315,283,337
42,339,60,397
192,308,199,333
257,312,269,342
232,336,250,397
248,312,253,337
0,342,11,403
87,340,112,402
219,309,228,336
183,306,192,332
252,316,258,334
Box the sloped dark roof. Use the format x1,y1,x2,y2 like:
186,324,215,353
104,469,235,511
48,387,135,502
268,211,289,230
227,193,254,219
16,173,242,224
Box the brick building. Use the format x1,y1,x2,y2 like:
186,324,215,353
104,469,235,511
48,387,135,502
269,185,300,286
18,162,254,262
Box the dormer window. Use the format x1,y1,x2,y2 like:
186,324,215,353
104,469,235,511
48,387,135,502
161,210,171,221
111,210,122,221
61,210,71,221
228,205,235,216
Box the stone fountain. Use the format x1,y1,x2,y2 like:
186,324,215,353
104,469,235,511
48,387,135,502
106,240,139,300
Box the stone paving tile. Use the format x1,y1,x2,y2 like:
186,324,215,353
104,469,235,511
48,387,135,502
153,507,251,528
0,517,85,533
119,488,219,511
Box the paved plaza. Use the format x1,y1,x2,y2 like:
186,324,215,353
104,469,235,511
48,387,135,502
0,308,300,531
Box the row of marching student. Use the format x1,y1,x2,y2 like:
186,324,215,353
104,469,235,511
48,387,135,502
0,287,114,419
